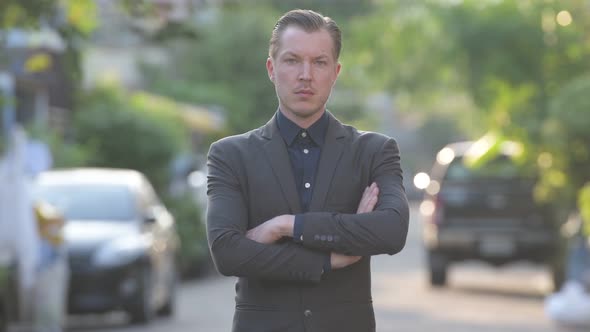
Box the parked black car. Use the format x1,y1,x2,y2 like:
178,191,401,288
420,141,563,287
35,168,180,323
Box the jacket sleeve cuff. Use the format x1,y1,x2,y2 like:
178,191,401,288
293,214,304,243
322,253,331,275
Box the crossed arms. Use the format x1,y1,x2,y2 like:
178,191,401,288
206,137,409,282
245,182,381,269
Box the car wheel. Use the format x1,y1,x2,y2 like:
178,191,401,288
549,259,566,291
128,268,153,324
428,251,448,287
157,267,177,317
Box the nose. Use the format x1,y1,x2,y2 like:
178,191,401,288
299,61,312,81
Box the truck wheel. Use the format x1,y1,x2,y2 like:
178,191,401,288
429,251,448,287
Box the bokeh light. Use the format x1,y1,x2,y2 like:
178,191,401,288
556,10,572,26
413,172,431,190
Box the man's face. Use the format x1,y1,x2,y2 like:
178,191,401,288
267,26,341,124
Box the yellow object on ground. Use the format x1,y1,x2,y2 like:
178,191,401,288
34,202,65,246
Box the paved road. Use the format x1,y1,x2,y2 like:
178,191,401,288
67,204,581,332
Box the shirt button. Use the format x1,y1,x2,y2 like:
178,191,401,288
304,309,312,317
301,132,307,138
303,148,309,154
304,182,311,189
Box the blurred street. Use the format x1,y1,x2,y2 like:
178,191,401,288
66,203,573,332
2,1,590,331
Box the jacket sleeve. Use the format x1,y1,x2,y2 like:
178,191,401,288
206,140,327,282
300,138,410,256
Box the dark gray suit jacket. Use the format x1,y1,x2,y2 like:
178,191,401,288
207,112,409,332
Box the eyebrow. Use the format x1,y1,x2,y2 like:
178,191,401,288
281,52,330,60
281,52,300,59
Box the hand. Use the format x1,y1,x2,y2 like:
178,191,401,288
357,182,379,213
246,215,294,244
330,252,362,269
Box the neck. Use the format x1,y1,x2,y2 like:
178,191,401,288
279,108,325,129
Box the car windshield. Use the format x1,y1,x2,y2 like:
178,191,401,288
35,184,138,221
445,155,530,181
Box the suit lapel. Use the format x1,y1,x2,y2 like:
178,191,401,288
260,115,302,214
309,112,348,212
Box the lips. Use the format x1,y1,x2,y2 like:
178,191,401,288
295,89,314,96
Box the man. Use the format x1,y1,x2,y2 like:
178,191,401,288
207,9,409,332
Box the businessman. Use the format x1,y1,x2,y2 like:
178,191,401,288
206,9,409,332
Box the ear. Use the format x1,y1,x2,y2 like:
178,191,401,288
266,57,275,83
335,62,342,77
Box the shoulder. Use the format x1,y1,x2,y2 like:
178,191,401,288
209,128,262,154
341,124,398,151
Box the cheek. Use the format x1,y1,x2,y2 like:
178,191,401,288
279,69,297,81
319,76,337,91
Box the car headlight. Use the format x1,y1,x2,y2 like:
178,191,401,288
93,235,151,267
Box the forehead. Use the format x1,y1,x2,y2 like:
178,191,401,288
277,26,335,59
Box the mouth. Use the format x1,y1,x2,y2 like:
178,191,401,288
295,89,314,96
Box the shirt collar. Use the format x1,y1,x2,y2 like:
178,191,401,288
276,110,328,147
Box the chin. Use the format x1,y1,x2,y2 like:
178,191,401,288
291,106,324,119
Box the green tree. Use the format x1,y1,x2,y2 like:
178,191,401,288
1,0,97,101
75,86,187,193
345,0,590,215
142,7,279,135
539,75,590,207
435,0,590,215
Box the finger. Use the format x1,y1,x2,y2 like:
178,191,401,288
356,201,365,214
372,186,379,199
357,183,380,213
359,186,379,213
363,185,370,196
360,185,370,201
357,193,371,213
366,195,378,212
356,186,370,213
370,182,378,193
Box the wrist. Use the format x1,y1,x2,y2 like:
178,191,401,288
279,215,295,237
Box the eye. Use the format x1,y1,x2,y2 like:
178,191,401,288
284,58,297,64
315,59,328,66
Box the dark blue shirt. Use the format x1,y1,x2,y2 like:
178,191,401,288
276,110,331,272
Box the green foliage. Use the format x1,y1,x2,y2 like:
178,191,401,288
142,8,279,135
538,75,590,208
1,0,96,32
74,86,187,193
163,192,209,276
343,2,455,96
266,0,373,22
345,0,590,204
580,184,590,236
60,0,97,35
1,0,99,125
25,125,90,168
0,0,54,28
548,75,590,141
